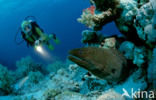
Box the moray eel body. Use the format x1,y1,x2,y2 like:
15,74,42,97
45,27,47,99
68,47,127,83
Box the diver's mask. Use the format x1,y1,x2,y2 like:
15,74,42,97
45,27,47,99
21,20,32,34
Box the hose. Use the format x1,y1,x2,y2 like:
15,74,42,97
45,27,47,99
15,16,37,45
14,27,24,45
24,16,37,22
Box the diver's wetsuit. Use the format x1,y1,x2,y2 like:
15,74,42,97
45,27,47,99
21,22,44,47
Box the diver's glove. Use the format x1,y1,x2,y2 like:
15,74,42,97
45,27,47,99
49,33,60,44
52,33,56,40
49,33,56,40
35,39,41,46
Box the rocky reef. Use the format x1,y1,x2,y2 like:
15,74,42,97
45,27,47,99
76,0,156,99
78,0,156,45
0,0,156,100
81,30,104,45
0,55,147,100
0,56,122,100
0,64,15,95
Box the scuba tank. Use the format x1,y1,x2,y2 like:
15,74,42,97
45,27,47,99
14,16,37,45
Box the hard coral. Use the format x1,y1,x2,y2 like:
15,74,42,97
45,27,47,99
43,89,61,100
134,2,154,42
85,6,95,15
15,56,46,79
77,6,96,28
97,89,125,100
46,61,67,74
93,8,115,30
81,30,104,45
78,0,120,30
91,0,120,12
80,0,154,45
13,96,37,100
100,37,116,49
55,91,89,100
78,8,116,30
147,48,156,89
119,41,135,60
119,41,146,67
0,64,14,95
27,71,44,85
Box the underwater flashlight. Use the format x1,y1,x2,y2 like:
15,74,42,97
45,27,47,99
35,45,44,54
35,45,52,60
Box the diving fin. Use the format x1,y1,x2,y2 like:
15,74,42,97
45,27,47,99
53,38,60,44
49,33,60,44
49,33,55,39
48,44,54,50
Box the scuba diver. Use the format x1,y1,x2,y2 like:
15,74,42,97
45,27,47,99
20,17,60,50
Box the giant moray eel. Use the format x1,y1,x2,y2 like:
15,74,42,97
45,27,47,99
68,47,128,83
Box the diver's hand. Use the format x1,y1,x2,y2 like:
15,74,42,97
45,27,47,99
49,33,56,40
52,33,56,40
35,40,40,46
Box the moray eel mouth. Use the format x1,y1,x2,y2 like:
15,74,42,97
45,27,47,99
68,55,88,66
68,49,91,70
68,48,107,78
68,47,128,81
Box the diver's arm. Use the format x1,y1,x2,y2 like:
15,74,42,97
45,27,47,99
21,32,31,47
49,33,60,44
21,32,26,40
35,27,49,41
35,27,45,37
52,33,56,40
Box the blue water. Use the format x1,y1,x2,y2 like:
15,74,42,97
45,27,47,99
0,0,121,69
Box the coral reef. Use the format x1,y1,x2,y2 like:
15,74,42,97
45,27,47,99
11,63,106,100
74,0,156,99
77,0,155,83
55,91,89,100
90,0,120,12
147,48,156,89
134,2,154,42
0,56,149,100
0,0,156,100
81,30,104,45
119,41,135,60
46,61,67,74
92,8,115,30
11,56,49,95
15,56,47,80
133,47,146,67
78,0,155,45
0,64,14,95
119,41,146,67
43,89,61,100
78,0,121,30
49,68,81,92
77,6,96,28
26,71,44,85
97,89,125,100
114,0,152,44
13,96,37,100
100,37,116,49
